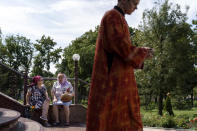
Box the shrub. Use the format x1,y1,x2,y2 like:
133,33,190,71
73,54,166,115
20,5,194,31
141,107,197,129
160,113,176,128
142,113,161,127
173,99,192,110
80,99,88,107
194,101,197,107
175,118,190,129
142,112,191,129
143,102,156,110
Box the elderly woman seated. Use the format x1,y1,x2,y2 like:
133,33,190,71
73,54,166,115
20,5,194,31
51,73,74,126
26,76,51,127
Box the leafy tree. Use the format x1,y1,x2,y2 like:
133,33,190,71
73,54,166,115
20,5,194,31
32,35,62,76
0,35,34,70
0,29,9,89
134,0,195,115
0,34,31,99
190,17,197,106
57,27,98,80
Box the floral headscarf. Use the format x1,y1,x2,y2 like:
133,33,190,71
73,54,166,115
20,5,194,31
31,75,42,86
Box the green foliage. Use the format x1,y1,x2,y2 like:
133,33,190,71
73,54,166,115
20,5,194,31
0,66,8,88
142,113,160,127
142,113,176,128
176,118,189,129
142,101,157,110
0,35,34,70
135,0,196,115
32,35,62,76
57,26,98,79
43,80,56,99
0,65,23,100
81,99,88,108
141,107,197,129
172,97,193,110
160,114,176,128
0,34,33,99
194,101,197,107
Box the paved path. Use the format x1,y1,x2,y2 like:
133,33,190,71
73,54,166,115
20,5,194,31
18,117,195,131
43,126,194,131
143,127,194,131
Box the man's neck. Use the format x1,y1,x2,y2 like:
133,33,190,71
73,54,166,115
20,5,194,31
115,4,125,17
117,3,125,14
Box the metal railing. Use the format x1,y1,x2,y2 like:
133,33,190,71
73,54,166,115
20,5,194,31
0,61,90,106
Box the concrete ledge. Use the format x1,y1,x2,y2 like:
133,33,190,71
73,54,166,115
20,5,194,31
0,92,25,116
68,104,87,124
29,104,87,124
48,104,87,124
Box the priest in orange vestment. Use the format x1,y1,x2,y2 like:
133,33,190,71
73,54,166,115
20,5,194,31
87,0,153,130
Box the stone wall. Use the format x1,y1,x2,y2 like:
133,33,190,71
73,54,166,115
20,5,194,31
48,104,87,124
0,92,25,116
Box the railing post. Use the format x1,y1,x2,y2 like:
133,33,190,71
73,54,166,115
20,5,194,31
72,54,80,104
23,70,28,105
74,60,79,104
9,72,17,99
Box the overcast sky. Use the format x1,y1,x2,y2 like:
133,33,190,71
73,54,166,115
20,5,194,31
0,0,196,47
0,0,196,73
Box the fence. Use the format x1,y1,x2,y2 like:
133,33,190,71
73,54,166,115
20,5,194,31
0,61,90,106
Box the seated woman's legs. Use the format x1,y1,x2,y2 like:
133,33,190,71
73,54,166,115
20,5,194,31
63,106,70,123
53,105,60,123
41,100,50,121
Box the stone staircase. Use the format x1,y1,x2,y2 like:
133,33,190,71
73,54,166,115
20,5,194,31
0,108,44,131
0,92,87,130
0,107,87,131
0,108,20,130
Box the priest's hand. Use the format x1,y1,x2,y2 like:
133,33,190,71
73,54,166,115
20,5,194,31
143,47,154,59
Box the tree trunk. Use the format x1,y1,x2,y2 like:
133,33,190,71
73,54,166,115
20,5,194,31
155,96,157,104
191,87,194,107
158,92,163,116
145,94,148,110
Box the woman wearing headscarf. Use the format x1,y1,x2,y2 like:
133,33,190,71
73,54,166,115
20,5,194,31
51,73,74,126
26,76,51,127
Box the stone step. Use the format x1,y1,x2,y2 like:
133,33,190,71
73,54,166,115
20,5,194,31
13,117,44,131
0,108,20,130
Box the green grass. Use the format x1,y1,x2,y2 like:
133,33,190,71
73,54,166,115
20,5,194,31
174,108,197,119
140,107,197,118
17,99,24,104
140,107,197,129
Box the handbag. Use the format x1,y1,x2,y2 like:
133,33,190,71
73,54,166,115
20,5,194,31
61,92,73,102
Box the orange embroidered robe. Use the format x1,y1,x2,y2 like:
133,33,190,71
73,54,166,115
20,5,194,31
87,8,148,131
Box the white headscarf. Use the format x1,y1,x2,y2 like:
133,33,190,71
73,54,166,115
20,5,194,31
57,73,69,86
